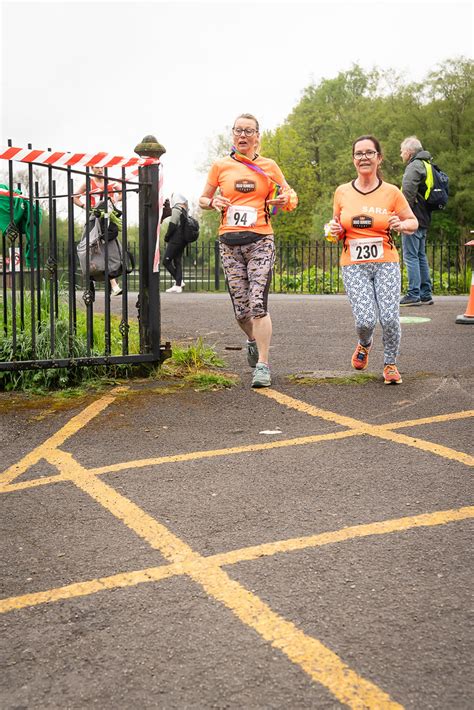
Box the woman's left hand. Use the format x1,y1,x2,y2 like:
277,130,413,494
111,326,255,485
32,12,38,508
388,214,403,232
267,192,289,207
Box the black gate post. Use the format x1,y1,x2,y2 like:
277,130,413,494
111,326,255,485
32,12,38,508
136,135,166,360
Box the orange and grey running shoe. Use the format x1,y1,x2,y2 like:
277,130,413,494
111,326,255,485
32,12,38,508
351,342,372,370
383,364,402,385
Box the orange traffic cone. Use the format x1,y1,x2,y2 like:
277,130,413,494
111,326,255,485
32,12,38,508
456,239,474,324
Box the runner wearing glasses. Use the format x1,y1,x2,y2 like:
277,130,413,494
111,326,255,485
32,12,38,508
327,135,418,384
199,113,297,388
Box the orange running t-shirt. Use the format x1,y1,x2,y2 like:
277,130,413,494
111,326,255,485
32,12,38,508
333,180,409,266
207,155,289,235
89,178,120,208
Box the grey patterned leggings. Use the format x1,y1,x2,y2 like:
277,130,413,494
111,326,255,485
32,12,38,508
342,262,401,364
219,237,275,321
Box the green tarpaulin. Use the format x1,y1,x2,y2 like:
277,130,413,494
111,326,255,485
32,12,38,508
0,184,42,267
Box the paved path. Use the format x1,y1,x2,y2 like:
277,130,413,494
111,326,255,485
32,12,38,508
1,294,473,709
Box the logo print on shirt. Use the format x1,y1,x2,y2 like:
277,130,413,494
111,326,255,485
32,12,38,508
352,215,373,229
235,179,256,193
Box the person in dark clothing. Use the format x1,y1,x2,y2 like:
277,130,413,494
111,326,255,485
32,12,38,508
162,193,188,293
399,136,434,306
161,198,172,222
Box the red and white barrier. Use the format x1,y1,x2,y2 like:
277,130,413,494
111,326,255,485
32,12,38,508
0,143,164,270
0,145,159,170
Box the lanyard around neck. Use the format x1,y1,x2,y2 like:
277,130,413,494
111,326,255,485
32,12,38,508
230,147,281,214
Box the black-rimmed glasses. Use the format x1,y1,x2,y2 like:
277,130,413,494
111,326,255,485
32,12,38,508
353,150,378,160
232,127,257,136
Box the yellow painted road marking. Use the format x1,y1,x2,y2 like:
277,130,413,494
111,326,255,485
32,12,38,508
259,390,474,466
0,388,125,490
2,388,473,708
259,391,369,430
2,474,67,493
213,505,474,567
384,410,474,430
43,447,402,708
0,565,179,614
53,449,201,565
2,400,472,495
0,430,362,493
88,430,358,475
188,560,403,710
2,506,471,616
3,409,472,494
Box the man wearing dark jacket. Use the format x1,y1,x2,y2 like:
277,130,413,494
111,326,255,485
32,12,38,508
399,136,434,306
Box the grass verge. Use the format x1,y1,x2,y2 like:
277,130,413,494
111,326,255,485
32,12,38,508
1,281,236,394
287,372,379,386
160,337,238,391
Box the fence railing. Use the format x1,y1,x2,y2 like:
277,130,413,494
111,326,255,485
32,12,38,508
0,151,168,372
44,237,471,295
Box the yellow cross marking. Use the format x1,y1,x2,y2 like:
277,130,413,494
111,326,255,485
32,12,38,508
2,387,473,708
257,390,474,466
2,505,471,615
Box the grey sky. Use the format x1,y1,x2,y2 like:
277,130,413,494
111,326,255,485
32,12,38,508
1,0,473,213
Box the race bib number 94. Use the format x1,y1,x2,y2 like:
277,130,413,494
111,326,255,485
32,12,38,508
226,205,257,228
349,237,384,262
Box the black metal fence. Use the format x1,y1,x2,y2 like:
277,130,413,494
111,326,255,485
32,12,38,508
0,144,169,373
60,235,470,295
7,236,471,298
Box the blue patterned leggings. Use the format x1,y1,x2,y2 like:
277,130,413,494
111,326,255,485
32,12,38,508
342,262,401,364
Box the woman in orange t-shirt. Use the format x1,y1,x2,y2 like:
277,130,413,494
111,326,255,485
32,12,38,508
328,135,417,384
199,113,297,389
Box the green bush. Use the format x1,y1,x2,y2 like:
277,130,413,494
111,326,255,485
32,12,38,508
274,266,343,294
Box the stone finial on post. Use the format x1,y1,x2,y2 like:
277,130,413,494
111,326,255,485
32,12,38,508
134,135,166,160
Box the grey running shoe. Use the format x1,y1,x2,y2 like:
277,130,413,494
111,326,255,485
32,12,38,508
420,297,434,305
400,295,421,306
251,363,271,388
247,340,259,368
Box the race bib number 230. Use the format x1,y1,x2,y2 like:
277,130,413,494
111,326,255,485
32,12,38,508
226,205,257,228
349,237,384,262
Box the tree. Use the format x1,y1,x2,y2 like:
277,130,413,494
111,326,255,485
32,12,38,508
258,59,473,242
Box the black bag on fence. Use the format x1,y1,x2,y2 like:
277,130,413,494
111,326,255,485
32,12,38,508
77,212,134,281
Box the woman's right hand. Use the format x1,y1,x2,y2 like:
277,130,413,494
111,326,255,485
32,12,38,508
329,217,344,239
211,195,231,211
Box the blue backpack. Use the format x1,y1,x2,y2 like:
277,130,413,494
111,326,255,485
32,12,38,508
422,160,449,211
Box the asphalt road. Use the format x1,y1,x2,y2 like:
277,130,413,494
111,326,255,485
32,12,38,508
1,293,473,709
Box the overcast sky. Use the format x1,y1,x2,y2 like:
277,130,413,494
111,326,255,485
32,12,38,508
1,0,473,212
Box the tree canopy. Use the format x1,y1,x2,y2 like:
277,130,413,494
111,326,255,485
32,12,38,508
256,58,473,242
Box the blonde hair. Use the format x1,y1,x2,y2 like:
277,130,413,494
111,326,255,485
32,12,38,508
233,114,260,132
